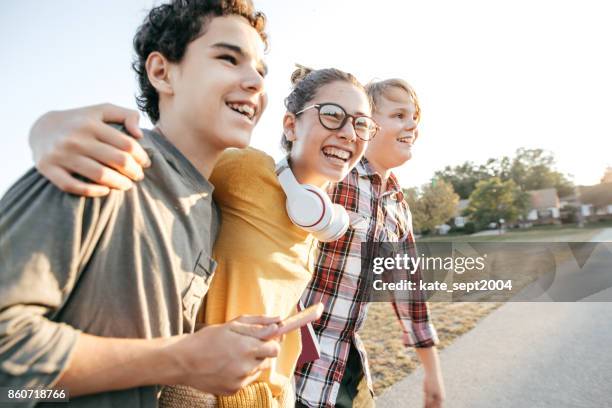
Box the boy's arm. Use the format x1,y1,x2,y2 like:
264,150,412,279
0,171,281,397
390,229,439,348
0,169,98,391
29,104,149,197
415,347,445,408
388,213,444,406
54,316,281,397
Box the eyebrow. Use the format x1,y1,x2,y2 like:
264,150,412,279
211,42,268,75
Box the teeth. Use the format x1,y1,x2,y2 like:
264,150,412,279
397,137,412,143
227,103,255,119
322,146,351,160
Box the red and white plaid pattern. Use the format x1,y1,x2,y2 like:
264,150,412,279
295,158,438,408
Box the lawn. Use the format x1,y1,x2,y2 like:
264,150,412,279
418,220,612,243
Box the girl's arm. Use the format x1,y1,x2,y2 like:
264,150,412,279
29,104,150,196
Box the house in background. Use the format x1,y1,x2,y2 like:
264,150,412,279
526,188,561,225
447,167,612,230
577,182,612,220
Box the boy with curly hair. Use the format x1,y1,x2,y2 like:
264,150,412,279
0,1,280,406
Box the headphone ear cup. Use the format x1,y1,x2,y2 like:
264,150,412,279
278,165,327,228
315,204,349,242
285,188,326,228
301,185,332,232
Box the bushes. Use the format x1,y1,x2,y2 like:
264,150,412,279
464,222,477,234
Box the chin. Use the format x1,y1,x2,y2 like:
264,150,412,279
222,132,252,149
321,168,346,183
384,155,411,170
395,150,413,163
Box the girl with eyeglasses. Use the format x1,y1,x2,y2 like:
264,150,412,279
27,65,378,407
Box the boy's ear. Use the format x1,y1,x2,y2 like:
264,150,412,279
283,112,297,142
145,51,174,95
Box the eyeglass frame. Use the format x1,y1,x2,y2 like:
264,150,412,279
294,102,380,141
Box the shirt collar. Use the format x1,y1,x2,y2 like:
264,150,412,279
146,128,214,194
356,157,404,201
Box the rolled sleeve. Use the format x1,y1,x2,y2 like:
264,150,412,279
0,306,80,388
392,302,439,348
391,229,439,348
0,169,110,389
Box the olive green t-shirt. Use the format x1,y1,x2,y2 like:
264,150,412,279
0,129,219,407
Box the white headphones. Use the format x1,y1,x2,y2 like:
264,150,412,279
276,158,349,242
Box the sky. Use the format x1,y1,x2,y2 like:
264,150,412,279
1,0,611,196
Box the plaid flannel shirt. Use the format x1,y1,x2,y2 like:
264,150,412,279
295,158,438,408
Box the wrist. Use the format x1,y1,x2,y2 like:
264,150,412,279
29,110,56,149
150,334,188,386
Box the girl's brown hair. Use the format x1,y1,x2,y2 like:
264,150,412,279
281,64,369,153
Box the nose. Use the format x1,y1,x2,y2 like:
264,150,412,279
241,65,265,94
336,118,358,142
405,117,417,132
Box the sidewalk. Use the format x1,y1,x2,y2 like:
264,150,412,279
375,303,612,408
376,230,612,407
591,227,612,242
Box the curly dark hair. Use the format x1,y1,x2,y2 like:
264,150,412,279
132,0,267,122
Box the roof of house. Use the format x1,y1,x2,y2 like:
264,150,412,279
529,188,560,210
579,182,612,207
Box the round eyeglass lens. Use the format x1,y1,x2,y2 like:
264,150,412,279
318,104,345,129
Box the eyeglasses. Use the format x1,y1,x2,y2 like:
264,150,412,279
295,103,379,141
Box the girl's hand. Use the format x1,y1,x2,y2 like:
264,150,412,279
29,103,150,197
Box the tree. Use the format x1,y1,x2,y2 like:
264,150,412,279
404,180,459,233
434,162,490,199
434,148,574,199
464,177,530,229
509,148,574,197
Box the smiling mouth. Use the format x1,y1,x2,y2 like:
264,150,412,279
321,146,353,164
226,102,256,121
397,136,413,144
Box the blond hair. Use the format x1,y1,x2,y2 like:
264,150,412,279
365,78,421,123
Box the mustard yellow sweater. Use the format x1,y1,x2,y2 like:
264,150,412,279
205,148,315,407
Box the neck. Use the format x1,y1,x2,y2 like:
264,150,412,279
364,152,392,186
155,115,223,179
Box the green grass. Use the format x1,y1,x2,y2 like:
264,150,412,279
419,221,612,243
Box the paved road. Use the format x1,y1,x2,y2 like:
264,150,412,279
376,229,612,408
376,303,612,408
591,227,612,242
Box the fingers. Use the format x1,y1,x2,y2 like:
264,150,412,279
96,103,144,139
79,138,145,182
238,368,264,390
252,340,280,360
256,357,273,372
44,167,111,197
236,356,273,390
230,320,280,341
234,315,281,325
63,156,134,191
92,120,151,169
